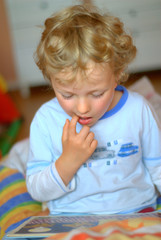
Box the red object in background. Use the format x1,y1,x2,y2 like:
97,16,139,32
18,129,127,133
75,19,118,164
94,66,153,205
0,90,20,123
138,207,155,213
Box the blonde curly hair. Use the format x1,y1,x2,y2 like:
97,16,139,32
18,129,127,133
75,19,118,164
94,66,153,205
35,4,137,84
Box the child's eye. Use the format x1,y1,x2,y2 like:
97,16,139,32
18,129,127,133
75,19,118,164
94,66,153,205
92,92,104,98
62,94,73,99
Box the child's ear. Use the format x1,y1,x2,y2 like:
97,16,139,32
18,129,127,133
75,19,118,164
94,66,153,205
114,79,117,88
114,74,119,85
115,70,124,84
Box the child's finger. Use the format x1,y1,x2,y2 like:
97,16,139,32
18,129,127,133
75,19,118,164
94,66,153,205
85,131,95,145
69,115,79,135
90,139,98,151
79,125,90,139
62,119,69,142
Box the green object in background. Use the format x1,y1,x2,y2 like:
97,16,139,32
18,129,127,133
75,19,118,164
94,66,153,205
0,119,22,158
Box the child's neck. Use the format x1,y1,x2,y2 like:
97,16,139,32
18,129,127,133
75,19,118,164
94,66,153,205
108,89,123,111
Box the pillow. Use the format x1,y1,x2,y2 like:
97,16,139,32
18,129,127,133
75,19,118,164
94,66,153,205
157,195,161,210
0,165,42,239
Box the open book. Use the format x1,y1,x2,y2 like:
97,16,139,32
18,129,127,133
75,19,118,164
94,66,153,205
7,212,161,238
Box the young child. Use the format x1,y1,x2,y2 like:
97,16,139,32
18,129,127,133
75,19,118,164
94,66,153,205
26,5,161,215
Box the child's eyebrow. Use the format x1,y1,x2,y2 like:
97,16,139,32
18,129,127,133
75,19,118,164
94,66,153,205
56,88,74,94
58,88,108,95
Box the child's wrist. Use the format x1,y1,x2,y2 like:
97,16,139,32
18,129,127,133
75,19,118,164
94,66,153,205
55,154,81,186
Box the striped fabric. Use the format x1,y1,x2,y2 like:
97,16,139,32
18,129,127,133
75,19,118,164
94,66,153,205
157,196,161,210
0,165,161,239
0,165,42,239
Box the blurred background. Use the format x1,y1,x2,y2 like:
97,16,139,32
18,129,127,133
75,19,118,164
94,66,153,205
0,0,161,146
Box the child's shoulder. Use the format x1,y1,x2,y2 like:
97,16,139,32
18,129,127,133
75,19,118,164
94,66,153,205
127,88,147,105
127,88,155,115
38,97,61,113
31,97,67,127
34,97,65,120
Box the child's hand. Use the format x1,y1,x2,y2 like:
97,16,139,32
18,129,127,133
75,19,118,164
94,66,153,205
55,115,98,185
62,115,97,163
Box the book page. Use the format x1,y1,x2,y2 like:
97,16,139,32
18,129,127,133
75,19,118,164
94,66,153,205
7,212,161,238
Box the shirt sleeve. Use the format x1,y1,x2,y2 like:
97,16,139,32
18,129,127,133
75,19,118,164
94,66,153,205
26,111,76,202
142,100,161,194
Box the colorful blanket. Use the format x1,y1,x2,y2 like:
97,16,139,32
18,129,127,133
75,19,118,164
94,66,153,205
45,214,161,240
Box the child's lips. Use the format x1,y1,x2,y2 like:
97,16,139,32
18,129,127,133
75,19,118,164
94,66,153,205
78,117,92,125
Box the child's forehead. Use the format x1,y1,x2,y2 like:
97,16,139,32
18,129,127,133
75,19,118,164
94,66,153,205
52,61,112,82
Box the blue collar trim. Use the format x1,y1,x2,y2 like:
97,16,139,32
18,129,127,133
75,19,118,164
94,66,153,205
100,85,128,120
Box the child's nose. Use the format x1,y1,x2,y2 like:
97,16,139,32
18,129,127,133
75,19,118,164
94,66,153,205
76,98,90,115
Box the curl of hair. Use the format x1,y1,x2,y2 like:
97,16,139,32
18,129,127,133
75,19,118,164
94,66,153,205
34,5,137,83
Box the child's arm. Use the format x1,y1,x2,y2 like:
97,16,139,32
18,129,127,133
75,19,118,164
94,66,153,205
55,115,98,186
141,101,161,195
26,114,97,202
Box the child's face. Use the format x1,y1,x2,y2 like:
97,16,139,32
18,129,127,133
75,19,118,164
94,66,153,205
51,62,117,127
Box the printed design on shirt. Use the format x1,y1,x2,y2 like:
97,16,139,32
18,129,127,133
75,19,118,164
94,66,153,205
90,147,115,160
117,142,139,157
106,159,119,166
84,139,139,167
86,146,116,168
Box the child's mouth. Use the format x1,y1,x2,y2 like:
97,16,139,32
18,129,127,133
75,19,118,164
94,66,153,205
78,117,92,125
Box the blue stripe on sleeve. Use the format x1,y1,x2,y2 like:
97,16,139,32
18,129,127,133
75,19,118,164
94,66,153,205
26,161,51,175
50,165,67,193
144,156,161,161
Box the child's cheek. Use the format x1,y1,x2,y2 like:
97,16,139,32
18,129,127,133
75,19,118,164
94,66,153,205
58,98,74,116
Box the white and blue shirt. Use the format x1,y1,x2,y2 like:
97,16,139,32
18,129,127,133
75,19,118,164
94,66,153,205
26,86,161,214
